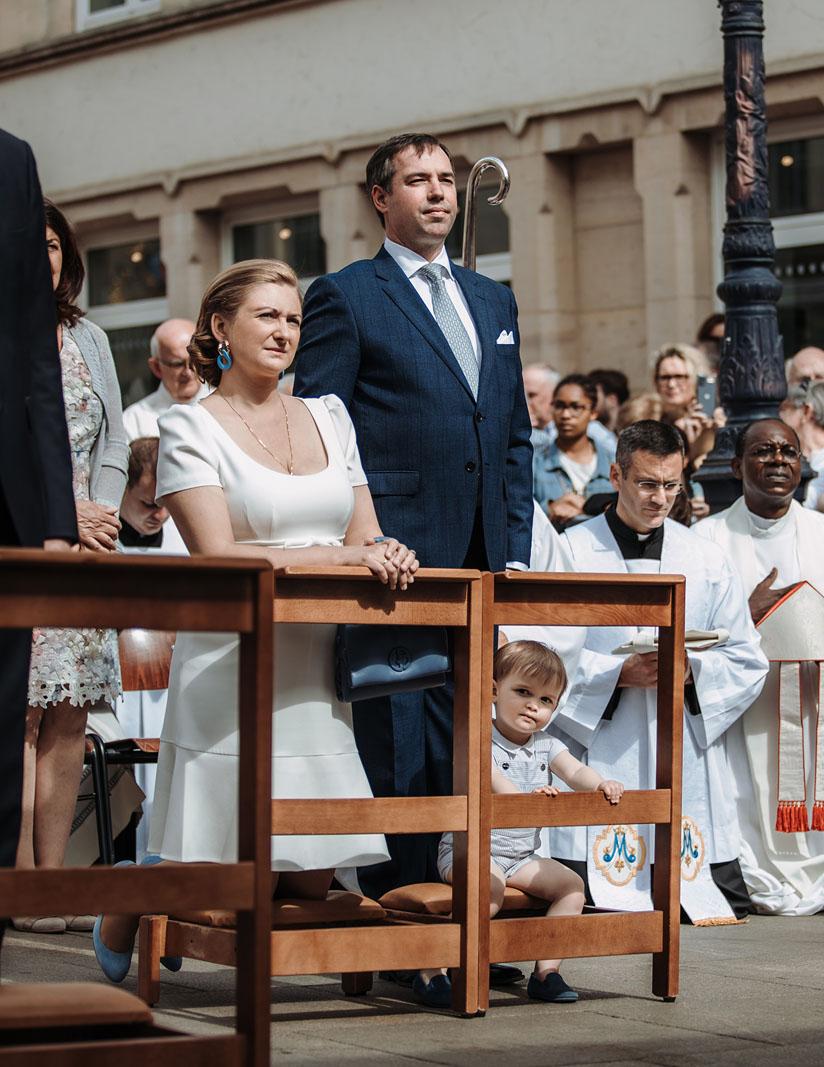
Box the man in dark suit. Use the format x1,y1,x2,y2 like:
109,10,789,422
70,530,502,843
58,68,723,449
0,129,77,901
295,133,533,902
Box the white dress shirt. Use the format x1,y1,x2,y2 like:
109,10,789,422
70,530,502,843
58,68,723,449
123,381,210,442
382,237,480,360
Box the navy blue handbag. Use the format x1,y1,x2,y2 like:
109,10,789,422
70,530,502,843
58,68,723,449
334,625,451,703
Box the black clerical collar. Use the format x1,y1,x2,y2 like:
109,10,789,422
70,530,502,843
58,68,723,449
119,517,163,549
605,506,664,561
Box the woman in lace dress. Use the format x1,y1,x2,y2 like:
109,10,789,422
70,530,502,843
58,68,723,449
15,202,128,933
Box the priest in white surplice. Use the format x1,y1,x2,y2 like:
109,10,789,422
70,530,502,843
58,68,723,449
548,421,767,920
695,418,824,915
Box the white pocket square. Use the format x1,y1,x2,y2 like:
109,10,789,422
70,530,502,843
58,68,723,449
496,330,515,345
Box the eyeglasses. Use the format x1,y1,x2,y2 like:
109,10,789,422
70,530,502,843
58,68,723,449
634,480,683,497
552,400,591,414
747,444,801,462
156,357,191,372
655,374,690,384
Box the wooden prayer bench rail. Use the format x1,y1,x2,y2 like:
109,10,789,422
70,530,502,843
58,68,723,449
489,912,664,962
270,796,468,836
0,549,274,1066
272,565,475,626
0,863,254,918
140,565,488,1018
491,789,673,828
483,570,686,1009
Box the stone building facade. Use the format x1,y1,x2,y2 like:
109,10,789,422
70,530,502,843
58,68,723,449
2,0,823,402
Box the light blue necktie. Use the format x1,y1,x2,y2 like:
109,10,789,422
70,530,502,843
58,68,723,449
418,263,480,398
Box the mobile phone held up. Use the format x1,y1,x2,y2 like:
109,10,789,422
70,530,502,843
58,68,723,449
696,375,717,418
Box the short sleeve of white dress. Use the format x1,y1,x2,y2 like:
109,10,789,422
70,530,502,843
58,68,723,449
320,394,367,487
157,405,222,499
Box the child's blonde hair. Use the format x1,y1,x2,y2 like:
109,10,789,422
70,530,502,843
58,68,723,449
493,640,567,696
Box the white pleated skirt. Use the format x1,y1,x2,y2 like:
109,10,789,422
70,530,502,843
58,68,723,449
147,624,389,871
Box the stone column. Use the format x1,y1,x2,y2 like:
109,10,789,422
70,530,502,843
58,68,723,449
633,127,713,355
504,152,578,372
159,207,221,319
318,183,383,272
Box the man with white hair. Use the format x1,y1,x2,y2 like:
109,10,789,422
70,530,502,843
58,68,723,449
780,380,824,510
523,364,559,442
122,318,206,440
786,346,824,388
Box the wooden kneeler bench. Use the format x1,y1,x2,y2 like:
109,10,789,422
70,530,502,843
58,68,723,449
480,571,686,1010
139,567,488,1016
139,892,388,1004
0,551,276,1066
380,884,546,920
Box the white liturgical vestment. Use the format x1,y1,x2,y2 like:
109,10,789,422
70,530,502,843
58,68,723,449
549,514,767,917
695,497,824,914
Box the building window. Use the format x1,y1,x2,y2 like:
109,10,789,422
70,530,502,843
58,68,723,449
768,137,824,219
774,245,824,359
77,0,160,31
230,213,326,280
87,238,166,307
83,235,168,406
712,128,824,357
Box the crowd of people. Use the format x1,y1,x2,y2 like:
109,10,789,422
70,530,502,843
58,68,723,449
2,125,823,1011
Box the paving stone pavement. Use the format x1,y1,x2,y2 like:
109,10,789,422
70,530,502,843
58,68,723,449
3,914,824,1065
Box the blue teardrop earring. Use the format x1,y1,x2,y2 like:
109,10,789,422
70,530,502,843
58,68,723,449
216,340,232,371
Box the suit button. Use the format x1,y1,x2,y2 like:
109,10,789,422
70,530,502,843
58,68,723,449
465,461,476,472
475,412,485,423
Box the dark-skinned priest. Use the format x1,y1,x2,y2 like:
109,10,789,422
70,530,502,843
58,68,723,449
695,419,824,915
547,421,767,923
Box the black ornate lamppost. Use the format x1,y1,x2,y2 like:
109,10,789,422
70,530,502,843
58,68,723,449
695,0,788,511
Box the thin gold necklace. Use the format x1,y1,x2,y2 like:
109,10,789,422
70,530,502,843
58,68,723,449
221,392,294,474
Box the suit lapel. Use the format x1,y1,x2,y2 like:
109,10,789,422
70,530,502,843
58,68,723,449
373,248,475,399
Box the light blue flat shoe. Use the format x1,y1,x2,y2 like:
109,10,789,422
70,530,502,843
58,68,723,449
92,858,182,983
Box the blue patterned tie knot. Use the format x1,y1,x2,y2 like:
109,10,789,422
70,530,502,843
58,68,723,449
417,263,480,398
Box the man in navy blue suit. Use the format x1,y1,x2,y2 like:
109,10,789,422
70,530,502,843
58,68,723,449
0,128,76,947
295,133,533,904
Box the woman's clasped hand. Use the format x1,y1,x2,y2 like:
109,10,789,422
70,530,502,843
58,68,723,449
75,499,121,551
355,536,418,589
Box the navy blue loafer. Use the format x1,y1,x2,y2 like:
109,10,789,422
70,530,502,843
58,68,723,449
527,971,578,1002
412,973,452,1008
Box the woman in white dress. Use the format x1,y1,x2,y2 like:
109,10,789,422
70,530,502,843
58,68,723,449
94,259,417,978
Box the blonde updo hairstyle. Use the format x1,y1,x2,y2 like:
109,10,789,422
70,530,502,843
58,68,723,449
188,259,302,387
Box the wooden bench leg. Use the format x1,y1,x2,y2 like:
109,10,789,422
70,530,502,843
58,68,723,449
341,971,373,996
138,914,166,1006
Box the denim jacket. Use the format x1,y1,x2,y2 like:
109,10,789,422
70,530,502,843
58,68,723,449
532,437,614,507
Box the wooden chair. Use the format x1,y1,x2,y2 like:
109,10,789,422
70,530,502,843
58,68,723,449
479,570,686,1010
0,550,274,1065
139,566,489,1016
81,629,174,864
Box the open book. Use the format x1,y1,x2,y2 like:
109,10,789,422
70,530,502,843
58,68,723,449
612,629,729,655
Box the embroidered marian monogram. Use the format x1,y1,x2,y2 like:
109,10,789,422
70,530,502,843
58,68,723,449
592,824,647,887
680,815,706,881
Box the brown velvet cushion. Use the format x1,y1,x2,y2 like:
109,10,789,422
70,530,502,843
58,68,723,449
171,890,386,928
0,983,152,1029
379,883,545,915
